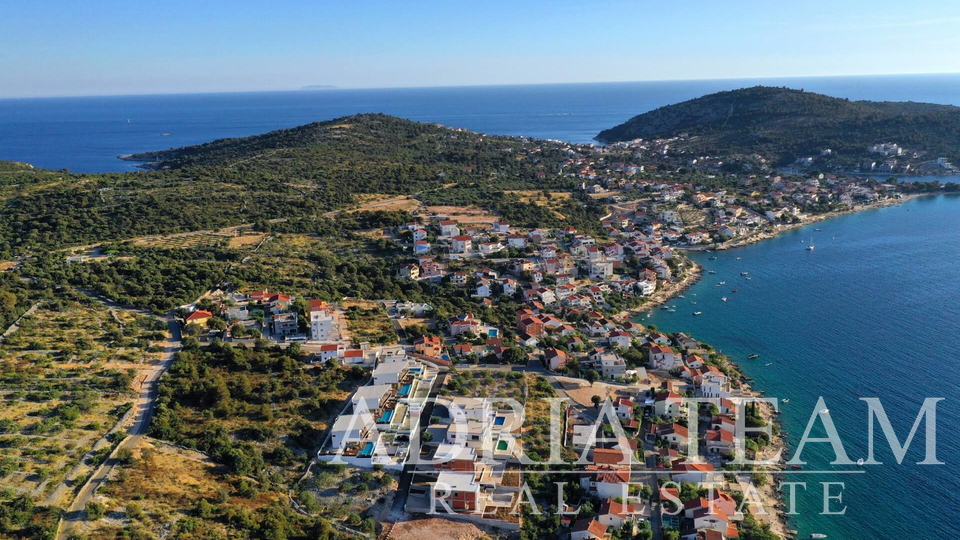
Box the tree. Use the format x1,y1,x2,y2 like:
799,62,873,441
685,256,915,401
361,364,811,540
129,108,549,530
86,501,106,520
591,395,602,408
0,291,16,312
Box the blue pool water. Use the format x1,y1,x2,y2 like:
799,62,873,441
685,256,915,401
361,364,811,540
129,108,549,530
397,383,412,397
358,442,375,458
377,409,394,423
494,416,506,426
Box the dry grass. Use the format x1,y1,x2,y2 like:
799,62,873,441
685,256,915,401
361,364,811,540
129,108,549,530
425,205,499,224
132,232,228,250
0,261,17,271
391,518,493,540
227,233,267,249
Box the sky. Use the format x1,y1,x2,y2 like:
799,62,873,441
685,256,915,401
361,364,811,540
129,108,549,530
2,0,960,98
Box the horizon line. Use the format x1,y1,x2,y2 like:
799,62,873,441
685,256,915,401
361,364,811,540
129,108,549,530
2,71,959,101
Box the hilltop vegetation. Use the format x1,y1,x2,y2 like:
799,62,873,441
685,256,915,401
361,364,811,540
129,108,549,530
596,86,960,165
0,114,603,258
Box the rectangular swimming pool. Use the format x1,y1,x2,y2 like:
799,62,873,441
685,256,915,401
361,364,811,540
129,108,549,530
358,442,374,457
397,383,412,396
378,409,394,423
494,416,506,426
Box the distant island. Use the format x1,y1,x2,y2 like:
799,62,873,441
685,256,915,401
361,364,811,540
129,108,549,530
596,86,960,174
300,85,339,91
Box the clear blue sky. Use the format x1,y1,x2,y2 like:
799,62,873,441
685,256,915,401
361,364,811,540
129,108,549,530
2,0,959,98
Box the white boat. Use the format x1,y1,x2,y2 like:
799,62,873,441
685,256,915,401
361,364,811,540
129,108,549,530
811,535,827,539
693,311,703,316
806,237,815,250
857,458,865,466
781,399,790,403
708,270,717,274
736,257,742,260
765,362,773,366
721,297,728,302
820,408,830,414
741,271,749,276
719,281,726,285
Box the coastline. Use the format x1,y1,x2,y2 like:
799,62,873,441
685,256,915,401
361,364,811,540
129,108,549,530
609,194,927,539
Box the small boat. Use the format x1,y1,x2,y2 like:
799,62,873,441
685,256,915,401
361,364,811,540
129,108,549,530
740,271,749,276
693,311,702,316
668,308,676,313
161,132,172,137
709,256,718,260
782,398,790,403
820,408,830,414
747,354,759,359
678,294,685,298
765,362,773,366
791,464,802,470
857,458,865,466
721,297,728,302
815,228,822,231
806,237,815,250
811,534,827,539
719,281,726,285
708,270,717,274
731,289,738,293
691,301,697,305
736,257,742,260
746,277,752,280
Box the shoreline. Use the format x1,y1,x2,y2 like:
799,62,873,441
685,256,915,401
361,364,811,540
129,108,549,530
609,194,927,539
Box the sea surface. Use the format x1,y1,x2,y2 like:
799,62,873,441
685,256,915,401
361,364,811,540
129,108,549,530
3,73,960,173
639,195,960,539
3,74,960,537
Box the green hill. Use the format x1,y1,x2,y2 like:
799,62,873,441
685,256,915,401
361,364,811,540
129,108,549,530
596,86,960,165
0,114,585,257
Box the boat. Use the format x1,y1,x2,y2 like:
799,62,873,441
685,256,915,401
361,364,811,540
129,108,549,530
782,398,790,403
820,408,830,414
719,281,726,285
746,277,752,280
721,297,728,302
731,289,738,293
806,237,815,250
691,301,697,305
161,132,172,136
677,294,685,298
790,464,802,469
857,458,865,466
693,311,702,316
709,256,718,260
667,308,676,313
815,228,822,231
736,257,742,260
708,270,717,274
741,271,749,276
747,354,759,359
765,362,773,366
811,534,827,539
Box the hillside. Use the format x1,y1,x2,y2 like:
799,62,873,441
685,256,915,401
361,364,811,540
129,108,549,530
0,114,586,257
596,86,960,165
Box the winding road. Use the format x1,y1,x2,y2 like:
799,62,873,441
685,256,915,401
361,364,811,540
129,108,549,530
55,304,183,540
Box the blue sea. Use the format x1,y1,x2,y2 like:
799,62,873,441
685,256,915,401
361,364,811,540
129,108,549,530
2,74,960,538
4,73,960,173
641,195,960,539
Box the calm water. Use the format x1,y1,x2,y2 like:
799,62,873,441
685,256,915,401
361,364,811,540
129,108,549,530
641,195,960,539
3,73,960,173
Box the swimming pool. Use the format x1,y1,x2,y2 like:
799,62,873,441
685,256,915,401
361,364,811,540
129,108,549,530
493,416,506,426
358,442,375,457
496,440,509,451
378,409,394,423
397,383,412,396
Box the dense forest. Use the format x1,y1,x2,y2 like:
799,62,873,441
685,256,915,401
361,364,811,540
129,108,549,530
596,86,960,165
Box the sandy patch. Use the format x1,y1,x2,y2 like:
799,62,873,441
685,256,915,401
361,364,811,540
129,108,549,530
390,518,493,540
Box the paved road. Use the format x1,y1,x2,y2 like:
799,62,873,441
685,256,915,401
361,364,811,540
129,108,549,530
57,314,182,540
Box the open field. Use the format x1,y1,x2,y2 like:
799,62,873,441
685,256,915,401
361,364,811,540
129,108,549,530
132,232,229,250
343,305,397,346
0,299,163,503
424,205,498,224
505,190,572,205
